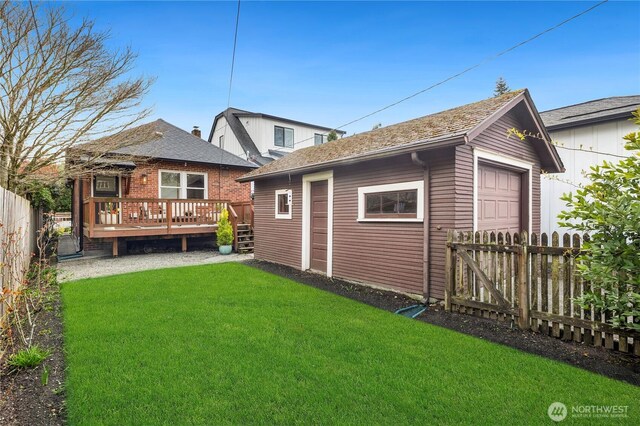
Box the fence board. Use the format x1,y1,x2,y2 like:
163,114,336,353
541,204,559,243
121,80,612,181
1,187,36,342
446,230,639,356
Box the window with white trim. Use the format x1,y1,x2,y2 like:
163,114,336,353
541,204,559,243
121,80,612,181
159,171,207,199
357,181,424,222
275,189,292,219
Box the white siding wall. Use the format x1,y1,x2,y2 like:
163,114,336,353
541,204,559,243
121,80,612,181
240,116,331,156
210,116,246,159
541,118,636,233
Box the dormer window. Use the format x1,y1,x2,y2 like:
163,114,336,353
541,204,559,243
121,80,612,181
275,126,294,148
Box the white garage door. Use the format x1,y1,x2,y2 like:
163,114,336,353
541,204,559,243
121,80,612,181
477,163,522,234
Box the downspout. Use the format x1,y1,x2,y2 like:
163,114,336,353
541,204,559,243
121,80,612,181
411,152,430,302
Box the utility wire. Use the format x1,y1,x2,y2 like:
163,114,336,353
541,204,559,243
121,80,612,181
219,0,241,196
287,0,609,148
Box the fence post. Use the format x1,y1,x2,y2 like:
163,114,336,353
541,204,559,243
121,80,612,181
444,230,454,311
518,231,530,330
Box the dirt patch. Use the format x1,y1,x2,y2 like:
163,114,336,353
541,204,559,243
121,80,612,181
0,289,66,425
245,259,640,387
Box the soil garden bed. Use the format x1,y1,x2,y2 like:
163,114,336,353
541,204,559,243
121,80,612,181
0,289,66,426
245,259,640,387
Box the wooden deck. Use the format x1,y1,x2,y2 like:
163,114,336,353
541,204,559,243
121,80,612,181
82,197,254,256
83,198,246,238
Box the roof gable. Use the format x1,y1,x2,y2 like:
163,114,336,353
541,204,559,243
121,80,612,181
207,108,347,166
238,89,563,181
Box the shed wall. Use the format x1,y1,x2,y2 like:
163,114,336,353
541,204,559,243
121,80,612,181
253,176,303,269
332,155,425,295
462,107,542,234
426,149,456,300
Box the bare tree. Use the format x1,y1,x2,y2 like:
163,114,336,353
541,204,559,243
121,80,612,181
0,2,153,195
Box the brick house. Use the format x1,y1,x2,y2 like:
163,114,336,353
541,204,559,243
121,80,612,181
67,119,257,257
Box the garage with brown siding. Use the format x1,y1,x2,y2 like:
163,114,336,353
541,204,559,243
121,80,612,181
240,90,563,300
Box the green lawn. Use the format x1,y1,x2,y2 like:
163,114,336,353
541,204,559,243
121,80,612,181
62,263,639,425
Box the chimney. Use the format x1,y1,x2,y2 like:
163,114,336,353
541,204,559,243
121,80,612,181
191,126,201,138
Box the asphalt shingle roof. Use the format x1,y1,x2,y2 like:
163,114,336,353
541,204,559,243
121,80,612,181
540,95,640,130
240,90,526,181
83,119,256,169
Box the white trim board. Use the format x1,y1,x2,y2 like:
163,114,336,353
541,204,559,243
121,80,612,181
158,169,208,199
301,170,334,277
274,189,292,219
357,180,424,222
473,148,533,234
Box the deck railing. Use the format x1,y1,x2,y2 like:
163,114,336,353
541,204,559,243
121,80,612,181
228,201,254,251
83,197,228,236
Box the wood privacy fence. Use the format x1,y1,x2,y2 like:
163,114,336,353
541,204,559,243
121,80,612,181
445,230,639,356
0,186,37,328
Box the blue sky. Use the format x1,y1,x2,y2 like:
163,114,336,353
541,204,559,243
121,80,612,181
66,1,640,137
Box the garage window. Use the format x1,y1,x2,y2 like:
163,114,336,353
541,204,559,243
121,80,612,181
275,189,292,219
357,181,423,222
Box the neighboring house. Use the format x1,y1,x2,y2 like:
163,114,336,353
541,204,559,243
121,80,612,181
238,89,563,300
539,95,640,234
208,108,346,166
67,119,256,257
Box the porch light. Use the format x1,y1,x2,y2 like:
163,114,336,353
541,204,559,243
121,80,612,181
141,173,148,185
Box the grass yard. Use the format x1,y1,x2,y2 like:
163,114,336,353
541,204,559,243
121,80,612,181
62,263,639,425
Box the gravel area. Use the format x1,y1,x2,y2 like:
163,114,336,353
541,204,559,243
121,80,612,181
57,250,253,281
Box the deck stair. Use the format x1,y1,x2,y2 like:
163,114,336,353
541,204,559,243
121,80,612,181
236,223,254,253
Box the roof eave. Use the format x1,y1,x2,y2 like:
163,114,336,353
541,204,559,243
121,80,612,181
237,134,466,182
545,110,636,132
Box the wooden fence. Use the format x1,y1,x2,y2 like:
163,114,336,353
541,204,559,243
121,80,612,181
0,187,37,335
445,230,639,356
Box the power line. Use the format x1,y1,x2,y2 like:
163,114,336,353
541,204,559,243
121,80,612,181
226,0,241,110
288,0,609,148
219,0,241,195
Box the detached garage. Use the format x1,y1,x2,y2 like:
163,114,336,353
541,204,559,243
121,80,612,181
238,89,564,300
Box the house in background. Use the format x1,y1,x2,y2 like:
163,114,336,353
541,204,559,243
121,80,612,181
67,119,256,257
539,95,640,234
208,108,345,166
238,89,563,301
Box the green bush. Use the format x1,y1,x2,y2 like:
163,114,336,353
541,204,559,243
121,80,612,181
8,345,51,369
558,109,640,332
216,209,234,247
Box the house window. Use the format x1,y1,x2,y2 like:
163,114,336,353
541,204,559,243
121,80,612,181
93,175,119,197
275,189,292,219
159,171,207,199
186,173,206,199
314,133,328,146
219,135,224,149
357,181,423,222
274,126,294,148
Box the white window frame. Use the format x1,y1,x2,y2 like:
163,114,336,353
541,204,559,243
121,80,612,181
158,170,208,199
275,189,292,219
301,170,334,276
357,180,424,222
473,148,532,233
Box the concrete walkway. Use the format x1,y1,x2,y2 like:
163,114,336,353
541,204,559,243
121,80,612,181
57,250,253,282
